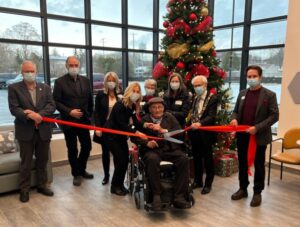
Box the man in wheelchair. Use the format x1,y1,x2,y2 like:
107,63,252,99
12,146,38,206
133,97,191,211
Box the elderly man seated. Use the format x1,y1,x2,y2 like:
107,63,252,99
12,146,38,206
134,97,191,211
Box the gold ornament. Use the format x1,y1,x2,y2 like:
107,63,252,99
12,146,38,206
197,41,214,53
167,43,189,59
201,7,209,17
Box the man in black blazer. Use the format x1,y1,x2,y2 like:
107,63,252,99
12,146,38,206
230,65,279,207
53,56,94,186
8,60,56,202
188,75,217,195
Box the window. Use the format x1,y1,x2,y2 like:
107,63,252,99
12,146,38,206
0,13,41,41
128,0,153,28
128,29,153,51
250,21,287,47
128,52,153,94
47,0,85,18
214,0,245,26
48,19,85,45
91,0,121,23
159,0,169,29
0,0,40,11
92,25,122,48
218,51,242,102
214,27,243,50
252,0,289,20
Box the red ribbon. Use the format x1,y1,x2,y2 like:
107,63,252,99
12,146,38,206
42,117,162,141
185,125,256,175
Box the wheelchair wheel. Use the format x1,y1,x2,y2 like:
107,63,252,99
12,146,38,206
126,157,135,195
134,191,141,209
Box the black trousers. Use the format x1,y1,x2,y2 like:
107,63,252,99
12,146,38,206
189,131,215,187
107,138,129,188
236,133,267,194
143,149,189,199
101,141,110,178
18,130,50,192
63,127,92,177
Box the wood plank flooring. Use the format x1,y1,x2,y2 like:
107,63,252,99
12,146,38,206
0,159,299,227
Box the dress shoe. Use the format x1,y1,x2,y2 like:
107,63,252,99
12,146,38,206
73,176,82,186
121,185,129,194
102,176,109,185
151,195,162,212
111,187,126,196
173,199,192,209
81,171,94,179
20,191,29,203
192,182,203,189
201,186,211,195
231,189,248,200
37,187,54,196
250,193,262,207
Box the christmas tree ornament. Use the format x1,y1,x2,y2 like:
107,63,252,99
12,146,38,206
167,43,189,59
201,7,209,17
189,13,197,21
176,61,185,69
163,21,169,28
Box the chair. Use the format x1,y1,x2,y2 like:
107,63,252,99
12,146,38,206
267,127,300,185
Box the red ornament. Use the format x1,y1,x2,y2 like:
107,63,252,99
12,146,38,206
211,50,217,57
152,61,168,79
191,63,210,77
163,21,169,28
189,13,197,21
210,88,217,95
176,62,185,69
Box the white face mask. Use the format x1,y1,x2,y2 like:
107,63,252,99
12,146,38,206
68,67,79,77
107,81,116,90
23,73,36,82
170,82,180,91
130,92,140,103
145,88,155,96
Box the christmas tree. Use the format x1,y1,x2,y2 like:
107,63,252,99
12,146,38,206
153,0,234,153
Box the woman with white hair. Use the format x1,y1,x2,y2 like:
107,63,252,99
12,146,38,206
93,72,122,186
140,79,157,117
105,82,144,196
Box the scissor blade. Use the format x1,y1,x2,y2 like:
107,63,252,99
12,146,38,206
164,136,184,144
164,129,185,137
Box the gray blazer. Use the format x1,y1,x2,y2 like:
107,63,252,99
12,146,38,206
8,81,56,141
231,86,279,145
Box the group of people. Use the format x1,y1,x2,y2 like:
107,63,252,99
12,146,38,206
8,56,278,209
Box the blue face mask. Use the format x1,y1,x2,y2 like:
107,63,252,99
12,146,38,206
247,78,260,88
194,86,205,95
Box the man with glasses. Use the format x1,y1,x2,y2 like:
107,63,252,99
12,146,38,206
53,56,94,186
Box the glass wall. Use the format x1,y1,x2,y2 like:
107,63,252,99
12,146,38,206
213,0,289,133
0,0,158,126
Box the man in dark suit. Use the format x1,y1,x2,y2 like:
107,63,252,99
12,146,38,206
53,56,94,186
8,60,56,202
230,65,279,207
188,75,217,195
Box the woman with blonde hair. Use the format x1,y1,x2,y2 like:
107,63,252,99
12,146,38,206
105,82,144,196
93,72,122,185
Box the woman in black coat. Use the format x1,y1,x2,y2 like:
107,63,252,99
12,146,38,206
105,82,144,196
163,73,191,128
94,72,122,185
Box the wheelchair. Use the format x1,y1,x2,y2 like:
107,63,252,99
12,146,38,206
127,145,195,211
